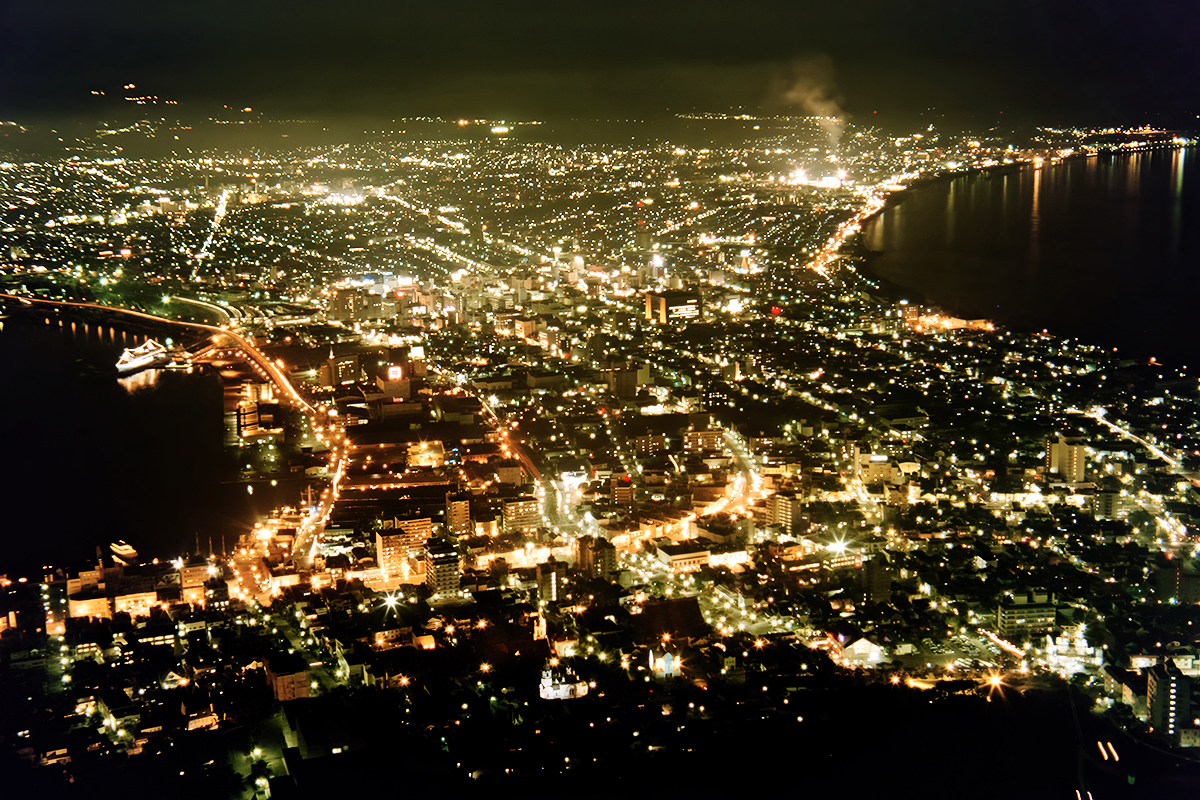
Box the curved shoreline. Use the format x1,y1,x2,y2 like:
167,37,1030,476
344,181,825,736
853,142,1198,363
858,140,1194,234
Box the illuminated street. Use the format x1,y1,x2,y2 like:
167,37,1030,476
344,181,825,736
2,9,1200,791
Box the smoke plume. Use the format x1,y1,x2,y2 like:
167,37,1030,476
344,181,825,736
769,55,846,151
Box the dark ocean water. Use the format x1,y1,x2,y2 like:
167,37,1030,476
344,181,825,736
862,146,1200,366
0,319,299,578
0,320,223,577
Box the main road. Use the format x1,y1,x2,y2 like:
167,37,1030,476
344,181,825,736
1075,407,1181,470
292,420,347,569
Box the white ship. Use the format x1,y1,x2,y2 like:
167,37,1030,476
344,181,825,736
110,541,138,565
115,339,186,374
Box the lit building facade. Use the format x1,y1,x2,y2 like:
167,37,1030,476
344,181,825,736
537,556,568,603
446,491,473,538
1148,659,1190,739
424,539,461,598
376,517,433,579
996,590,1056,639
577,535,618,579
645,290,701,324
682,429,724,452
502,496,540,533
1046,435,1086,483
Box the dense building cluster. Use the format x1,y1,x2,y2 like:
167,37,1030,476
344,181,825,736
2,116,1200,794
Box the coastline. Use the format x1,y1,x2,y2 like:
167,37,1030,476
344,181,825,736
858,140,1194,234
845,163,1025,310
852,142,1199,364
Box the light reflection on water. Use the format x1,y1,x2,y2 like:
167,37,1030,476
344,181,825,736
118,367,160,393
863,147,1200,364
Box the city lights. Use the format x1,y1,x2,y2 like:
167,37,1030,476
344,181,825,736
0,87,1195,794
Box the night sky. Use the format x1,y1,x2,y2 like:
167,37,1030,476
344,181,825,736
2,0,1198,127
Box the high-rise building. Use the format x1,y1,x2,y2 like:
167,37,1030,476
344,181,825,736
446,491,472,538
645,290,702,324
861,557,892,605
995,590,1056,639
766,491,809,536
376,359,410,398
1148,659,1191,739
319,352,361,386
611,474,635,505
328,287,359,321
376,516,433,579
537,556,569,603
502,496,540,533
1094,485,1120,519
577,535,617,579
1156,563,1200,604
496,461,525,485
265,655,311,701
1046,435,1086,483
328,287,375,322
682,428,724,452
607,366,640,399
424,539,461,598
635,434,666,457
181,555,210,606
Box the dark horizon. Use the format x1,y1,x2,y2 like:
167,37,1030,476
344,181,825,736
3,0,1198,131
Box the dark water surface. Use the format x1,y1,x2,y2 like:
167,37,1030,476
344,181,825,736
863,146,1200,365
0,319,295,578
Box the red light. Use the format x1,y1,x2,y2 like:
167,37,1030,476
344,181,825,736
770,306,782,315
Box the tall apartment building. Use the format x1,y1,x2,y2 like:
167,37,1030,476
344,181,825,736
682,428,724,452
496,461,525,485
502,496,540,533
607,366,640,399
1148,659,1191,739
265,656,311,701
1093,489,1119,520
446,491,473,538
1046,434,1087,483
995,590,1056,639
861,557,892,605
376,516,433,579
611,474,635,505
424,539,461,598
537,556,569,603
1157,562,1200,604
180,555,211,606
577,535,618,579
766,491,809,536
635,434,666,457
